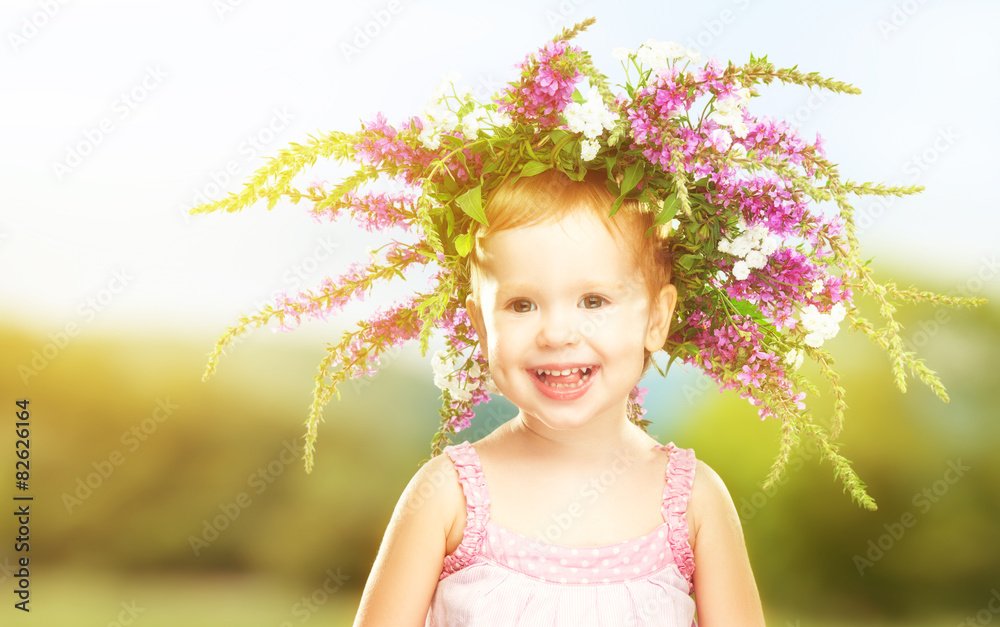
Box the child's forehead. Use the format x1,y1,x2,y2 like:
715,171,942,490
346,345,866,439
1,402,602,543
480,210,639,251
477,217,647,284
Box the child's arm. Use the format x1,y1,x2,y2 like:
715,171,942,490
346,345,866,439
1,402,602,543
353,453,464,627
688,460,767,626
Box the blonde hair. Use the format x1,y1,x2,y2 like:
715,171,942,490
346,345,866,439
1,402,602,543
466,169,674,369
468,169,672,295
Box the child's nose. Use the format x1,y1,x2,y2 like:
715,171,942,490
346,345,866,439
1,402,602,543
536,308,581,347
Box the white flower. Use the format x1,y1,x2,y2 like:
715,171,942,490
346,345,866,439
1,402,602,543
784,349,804,371
418,98,460,149
727,233,755,258
580,139,600,161
431,349,479,400
810,279,825,294
804,332,825,348
669,218,680,232
634,40,697,73
732,260,751,281
758,235,778,256
717,220,778,271
829,302,847,322
707,127,732,152
798,304,847,348
744,250,767,270
799,304,822,325
461,106,490,136
611,46,633,62
710,88,752,138
432,349,452,377
490,110,512,127
563,86,617,141
418,126,441,150
747,224,770,243
635,42,668,73
432,70,462,99
419,70,503,147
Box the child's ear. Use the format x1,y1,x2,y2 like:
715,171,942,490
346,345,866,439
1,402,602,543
644,283,677,352
466,295,488,360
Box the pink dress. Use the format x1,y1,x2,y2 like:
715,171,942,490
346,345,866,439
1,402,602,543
425,441,697,626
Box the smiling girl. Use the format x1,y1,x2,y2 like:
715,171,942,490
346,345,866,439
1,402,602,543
352,170,765,626
193,18,980,627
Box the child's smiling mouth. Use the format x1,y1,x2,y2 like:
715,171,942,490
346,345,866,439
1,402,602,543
529,365,599,399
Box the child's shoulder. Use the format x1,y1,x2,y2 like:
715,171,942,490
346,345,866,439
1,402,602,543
409,444,481,554
686,458,741,550
689,458,733,507
410,447,467,509
397,449,467,539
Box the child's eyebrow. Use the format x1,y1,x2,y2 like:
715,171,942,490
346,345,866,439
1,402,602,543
495,280,633,295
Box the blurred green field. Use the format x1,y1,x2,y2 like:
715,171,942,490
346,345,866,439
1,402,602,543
0,279,997,625
14,568,973,626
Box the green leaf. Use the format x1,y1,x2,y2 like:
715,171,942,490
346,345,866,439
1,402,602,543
457,100,476,118
653,193,680,226
605,156,617,181
443,202,455,236
454,232,473,257
620,162,644,195
557,137,579,157
610,162,645,217
455,184,488,226
610,194,626,217
520,161,552,178
481,158,503,177
678,254,700,271
522,140,540,161
730,299,765,321
571,89,585,104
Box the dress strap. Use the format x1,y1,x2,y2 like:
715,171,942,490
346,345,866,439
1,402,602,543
660,442,696,589
439,442,491,579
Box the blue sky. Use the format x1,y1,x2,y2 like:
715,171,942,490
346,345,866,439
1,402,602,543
2,0,997,334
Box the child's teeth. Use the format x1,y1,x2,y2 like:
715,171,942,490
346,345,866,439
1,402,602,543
535,367,593,378
532,366,596,389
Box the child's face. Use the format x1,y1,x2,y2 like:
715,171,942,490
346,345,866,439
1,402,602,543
468,210,676,433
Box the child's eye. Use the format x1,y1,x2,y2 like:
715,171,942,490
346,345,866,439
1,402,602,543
509,299,536,313
580,295,606,309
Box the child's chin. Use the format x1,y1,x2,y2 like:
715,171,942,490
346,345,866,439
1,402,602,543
526,408,609,432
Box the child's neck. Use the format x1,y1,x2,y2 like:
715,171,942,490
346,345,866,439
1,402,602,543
510,409,652,462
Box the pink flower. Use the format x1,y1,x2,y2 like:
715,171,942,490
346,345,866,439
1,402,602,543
497,40,583,127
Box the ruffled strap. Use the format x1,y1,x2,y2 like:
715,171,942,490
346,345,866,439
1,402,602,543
439,442,492,579
660,442,696,590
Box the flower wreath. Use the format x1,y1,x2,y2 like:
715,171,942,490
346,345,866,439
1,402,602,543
192,18,983,509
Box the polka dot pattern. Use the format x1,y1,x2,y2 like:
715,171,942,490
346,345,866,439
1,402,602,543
439,442,696,589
